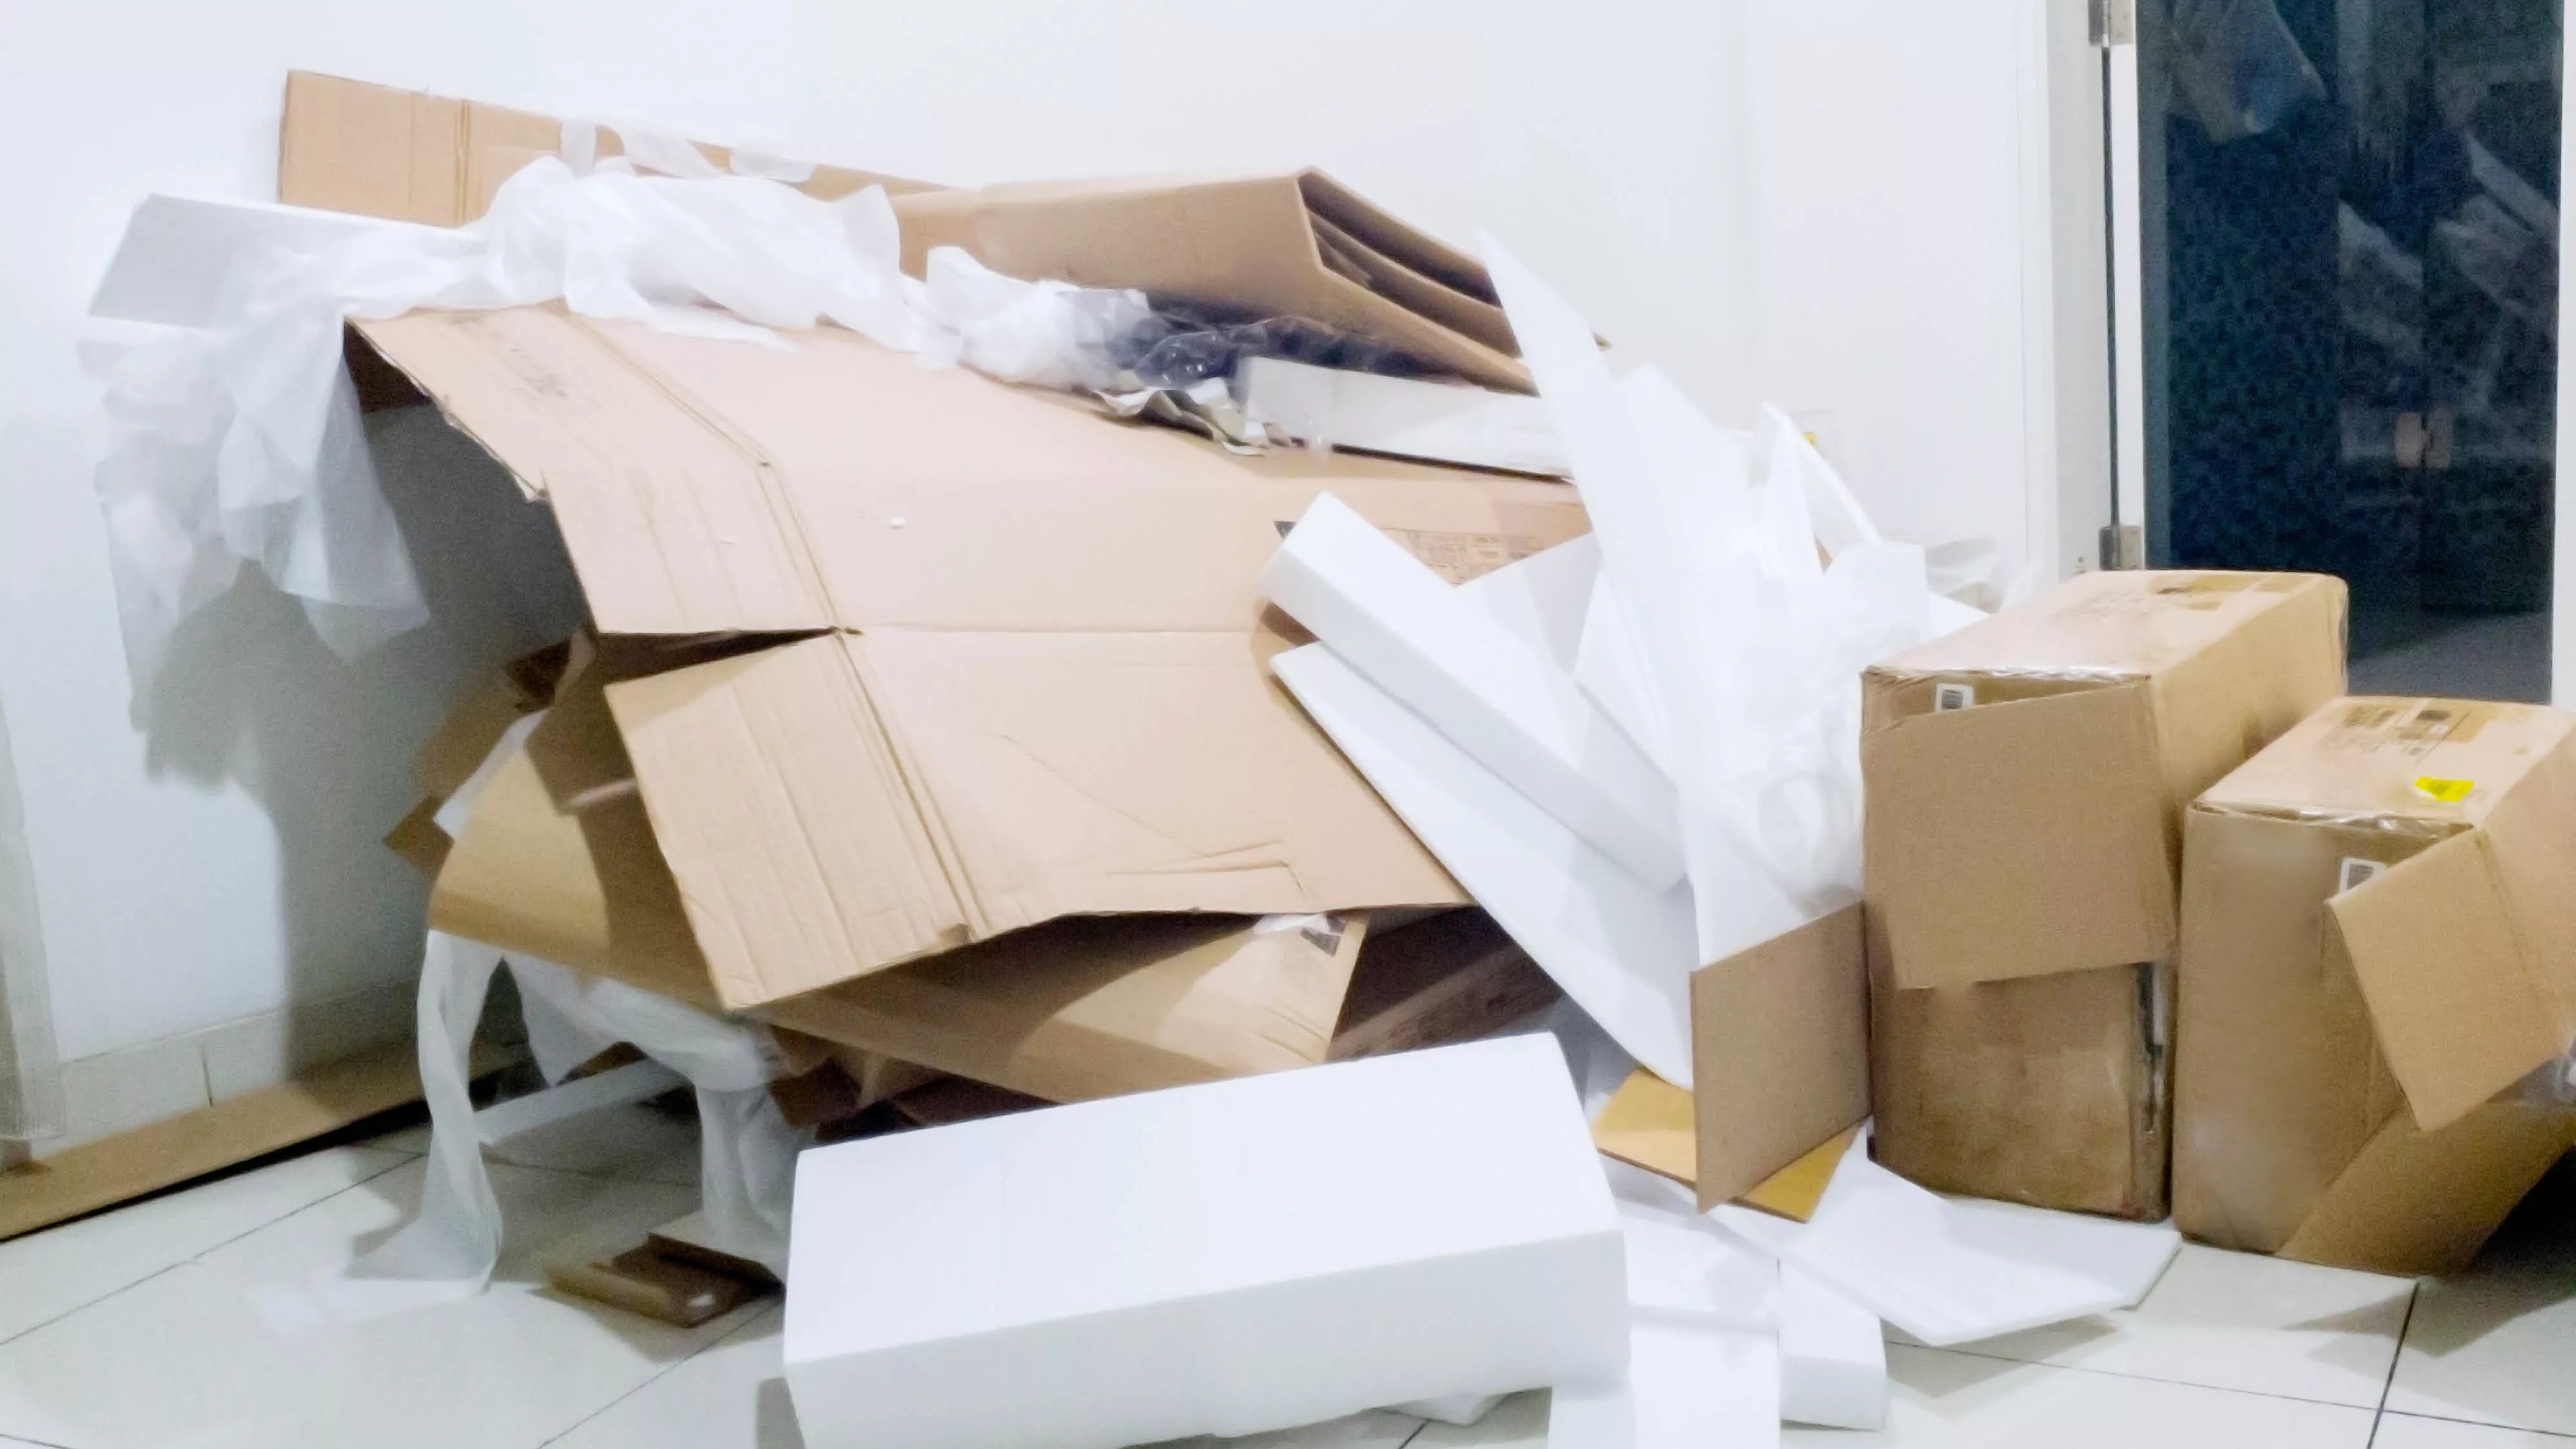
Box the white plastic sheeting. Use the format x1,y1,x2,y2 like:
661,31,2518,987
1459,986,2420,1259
88,145,1149,688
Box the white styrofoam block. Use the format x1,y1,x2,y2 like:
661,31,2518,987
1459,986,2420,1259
1272,642,1698,1085
1571,577,1671,772
1240,355,1569,477
1266,493,1683,889
1775,1134,2181,1349
89,193,428,329
1392,1392,1507,1426
782,1036,1628,1449
1777,1265,1888,1430
1457,533,1600,674
1549,1160,1782,1449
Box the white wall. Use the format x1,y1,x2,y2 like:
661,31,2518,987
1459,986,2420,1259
1738,1,2088,589
0,1,2070,1084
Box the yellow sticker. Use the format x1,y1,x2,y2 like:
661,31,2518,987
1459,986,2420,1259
2414,777,2476,804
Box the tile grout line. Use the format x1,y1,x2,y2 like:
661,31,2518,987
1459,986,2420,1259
2380,1408,2576,1441
2365,1283,2420,1448
532,1301,782,1449
1925,1342,2403,1416
0,1153,421,1351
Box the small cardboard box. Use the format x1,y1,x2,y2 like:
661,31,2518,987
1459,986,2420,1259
781,1035,1625,1449
2176,696,2576,1274
1863,569,2346,991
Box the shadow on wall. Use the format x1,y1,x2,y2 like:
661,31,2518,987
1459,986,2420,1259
132,402,589,1057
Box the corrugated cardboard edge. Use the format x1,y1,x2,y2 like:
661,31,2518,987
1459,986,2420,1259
279,70,942,226
1689,903,1873,1211
0,1037,518,1242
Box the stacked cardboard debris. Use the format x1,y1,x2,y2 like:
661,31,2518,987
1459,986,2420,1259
106,66,2576,1449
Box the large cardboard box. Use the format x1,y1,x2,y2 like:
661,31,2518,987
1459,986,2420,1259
1860,570,2343,1216
2176,696,2576,1274
1863,569,2346,991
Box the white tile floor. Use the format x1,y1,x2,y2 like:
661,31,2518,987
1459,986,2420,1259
0,1105,2568,1449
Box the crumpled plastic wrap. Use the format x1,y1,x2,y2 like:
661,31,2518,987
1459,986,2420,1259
91,135,1156,688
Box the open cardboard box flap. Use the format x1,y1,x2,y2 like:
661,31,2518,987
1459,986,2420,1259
2325,715,2576,1133
349,291,1588,1007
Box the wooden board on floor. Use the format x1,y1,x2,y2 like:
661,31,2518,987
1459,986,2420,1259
0,1037,513,1242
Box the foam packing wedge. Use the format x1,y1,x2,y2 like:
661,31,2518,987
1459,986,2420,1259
781,1036,1627,1449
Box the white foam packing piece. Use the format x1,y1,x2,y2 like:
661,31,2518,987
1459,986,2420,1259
1762,1133,2181,1349
1776,1265,1888,1430
1265,493,1682,888
782,1036,1627,1449
1272,642,1698,1086
1548,1160,1782,1449
1482,239,1973,981
1239,354,1569,476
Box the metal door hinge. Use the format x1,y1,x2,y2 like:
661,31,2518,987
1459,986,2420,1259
2099,523,2145,569
2091,0,2136,46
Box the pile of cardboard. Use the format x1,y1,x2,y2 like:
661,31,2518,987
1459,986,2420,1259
75,68,2576,1449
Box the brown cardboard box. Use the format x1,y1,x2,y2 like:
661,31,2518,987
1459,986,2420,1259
278,71,942,227
2176,697,2576,1274
893,171,1529,392
1863,569,2346,990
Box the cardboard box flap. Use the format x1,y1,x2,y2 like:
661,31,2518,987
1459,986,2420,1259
350,308,831,637
1865,686,2175,989
352,310,1584,639
2200,697,2576,827
767,913,1371,1104
606,629,1463,1008
279,71,942,228
1689,904,1873,1209
431,735,719,1012
893,169,1530,392
1868,571,2335,690
2278,1100,2576,1276
2329,827,2570,1132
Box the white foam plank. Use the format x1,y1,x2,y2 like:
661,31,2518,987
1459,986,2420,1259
1266,494,1682,888
1777,1265,1887,1430
783,1037,1627,1449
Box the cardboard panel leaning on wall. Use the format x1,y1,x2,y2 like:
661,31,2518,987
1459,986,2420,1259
276,71,943,227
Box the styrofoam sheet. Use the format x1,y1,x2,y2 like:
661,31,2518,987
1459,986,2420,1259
1272,643,1698,1085
1548,1160,1782,1449
89,193,430,330
1265,494,1682,888
782,1036,1628,1449
1241,355,1569,476
1777,1265,1887,1430
1773,1135,2180,1349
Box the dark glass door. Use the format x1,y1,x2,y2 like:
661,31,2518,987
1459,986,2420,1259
2143,0,2560,699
